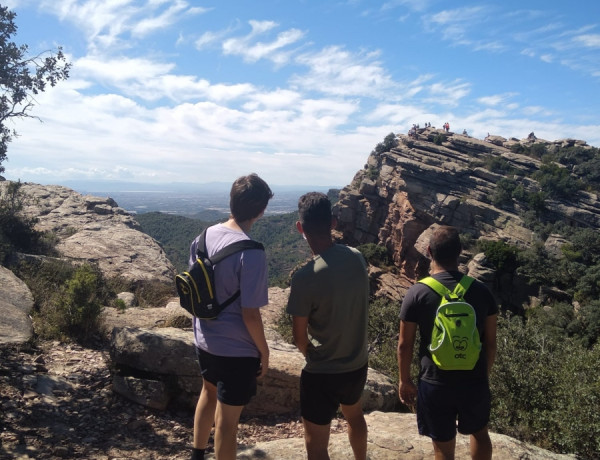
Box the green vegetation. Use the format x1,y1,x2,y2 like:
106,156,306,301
0,5,70,173
373,132,397,154
15,260,109,343
357,243,390,267
491,314,600,457
134,210,312,287
135,212,211,273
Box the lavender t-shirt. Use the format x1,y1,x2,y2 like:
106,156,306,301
190,224,268,358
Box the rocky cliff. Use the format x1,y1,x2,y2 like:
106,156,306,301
333,128,600,300
0,182,175,284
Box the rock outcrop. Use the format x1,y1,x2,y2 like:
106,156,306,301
334,128,600,299
0,266,34,344
238,411,575,460
0,182,175,284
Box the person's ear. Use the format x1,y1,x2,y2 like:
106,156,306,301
296,221,303,234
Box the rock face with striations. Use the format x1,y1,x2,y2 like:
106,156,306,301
1,182,174,284
333,128,600,298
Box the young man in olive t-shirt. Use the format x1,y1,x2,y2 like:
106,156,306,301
287,192,369,460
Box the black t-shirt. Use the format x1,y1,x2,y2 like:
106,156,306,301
400,271,498,386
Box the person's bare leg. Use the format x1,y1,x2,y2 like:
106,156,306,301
340,401,367,460
432,438,456,460
213,401,244,460
193,380,217,449
470,426,492,460
303,417,331,460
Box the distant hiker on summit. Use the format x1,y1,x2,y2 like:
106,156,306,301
287,192,370,460
397,226,498,460
189,173,273,460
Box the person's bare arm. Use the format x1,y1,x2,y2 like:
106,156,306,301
483,314,498,376
291,315,310,357
242,307,269,377
397,320,418,405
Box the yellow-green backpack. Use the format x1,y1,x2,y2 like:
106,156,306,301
419,275,481,371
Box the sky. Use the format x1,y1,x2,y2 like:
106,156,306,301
2,0,600,188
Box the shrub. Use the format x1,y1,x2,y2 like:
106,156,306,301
433,134,446,145
24,261,107,343
358,243,390,267
490,313,600,457
477,239,519,272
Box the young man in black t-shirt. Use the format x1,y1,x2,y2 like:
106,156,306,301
398,226,498,460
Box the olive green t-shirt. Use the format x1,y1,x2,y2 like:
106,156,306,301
286,244,369,373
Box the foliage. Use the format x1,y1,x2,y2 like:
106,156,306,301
491,177,517,207
490,313,600,457
484,156,514,174
367,297,401,382
533,163,583,199
358,243,390,267
433,134,446,145
366,166,379,180
135,210,312,287
16,260,108,343
476,239,519,272
0,6,70,172
373,132,397,154
135,212,209,273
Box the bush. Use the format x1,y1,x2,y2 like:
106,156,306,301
490,313,600,457
477,239,519,272
358,243,390,267
21,260,108,343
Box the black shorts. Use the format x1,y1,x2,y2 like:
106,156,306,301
417,379,491,442
300,363,368,425
196,347,261,406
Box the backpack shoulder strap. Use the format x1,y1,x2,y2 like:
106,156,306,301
196,228,264,263
211,240,264,264
452,275,475,297
418,276,450,297
419,275,475,298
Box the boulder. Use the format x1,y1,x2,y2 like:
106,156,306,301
1,181,175,284
232,411,575,460
109,326,398,415
0,266,34,345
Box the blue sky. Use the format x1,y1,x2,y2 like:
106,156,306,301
3,0,600,187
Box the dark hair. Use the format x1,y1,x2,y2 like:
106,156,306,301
298,192,332,236
429,226,461,266
229,173,273,222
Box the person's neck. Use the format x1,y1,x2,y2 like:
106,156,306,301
222,217,253,234
307,236,334,256
429,260,458,275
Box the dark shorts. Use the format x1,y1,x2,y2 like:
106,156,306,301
417,379,491,442
300,363,368,425
196,347,261,406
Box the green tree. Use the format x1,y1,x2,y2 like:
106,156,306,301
0,5,70,173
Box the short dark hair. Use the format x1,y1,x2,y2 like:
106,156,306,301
298,192,332,236
429,226,461,265
229,173,273,222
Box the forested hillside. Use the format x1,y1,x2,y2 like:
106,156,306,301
134,211,311,286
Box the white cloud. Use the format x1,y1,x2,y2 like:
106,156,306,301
222,20,305,64
292,46,397,98
573,34,600,48
40,0,204,52
477,93,518,107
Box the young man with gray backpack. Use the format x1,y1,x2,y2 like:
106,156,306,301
398,226,498,460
